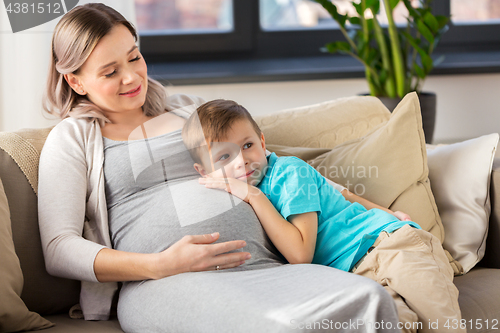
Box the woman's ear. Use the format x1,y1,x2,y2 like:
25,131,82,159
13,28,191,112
194,163,208,177
64,73,85,95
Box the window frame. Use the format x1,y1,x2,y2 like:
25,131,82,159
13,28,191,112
138,0,255,62
139,0,500,82
432,1,500,52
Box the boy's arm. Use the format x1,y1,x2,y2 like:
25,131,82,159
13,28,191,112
250,192,318,264
199,177,317,264
341,189,411,221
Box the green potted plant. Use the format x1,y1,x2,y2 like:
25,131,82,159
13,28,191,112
314,0,449,143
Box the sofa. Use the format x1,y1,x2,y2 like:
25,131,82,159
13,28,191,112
1,93,500,333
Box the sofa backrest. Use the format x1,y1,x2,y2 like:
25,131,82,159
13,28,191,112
0,129,80,316
480,158,500,269
254,95,390,148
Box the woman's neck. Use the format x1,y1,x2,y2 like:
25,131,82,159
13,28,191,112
104,107,149,125
101,108,153,141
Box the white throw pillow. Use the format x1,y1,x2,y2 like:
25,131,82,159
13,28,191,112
427,134,499,273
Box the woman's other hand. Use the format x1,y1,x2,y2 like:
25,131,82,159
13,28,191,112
392,211,411,221
153,232,251,279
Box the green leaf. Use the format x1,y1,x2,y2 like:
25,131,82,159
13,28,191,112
324,41,352,54
349,16,361,26
402,30,430,66
416,7,429,19
401,31,418,47
402,0,418,18
366,48,379,66
313,0,347,28
414,64,426,79
357,38,367,53
423,12,439,33
353,2,363,16
421,53,433,73
379,68,388,83
436,15,450,29
366,18,374,31
388,0,400,10
366,0,379,9
365,0,380,15
417,20,434,46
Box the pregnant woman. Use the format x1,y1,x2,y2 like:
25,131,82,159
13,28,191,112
38,3,399,332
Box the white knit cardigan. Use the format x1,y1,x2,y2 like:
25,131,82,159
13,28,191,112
38,94,205,320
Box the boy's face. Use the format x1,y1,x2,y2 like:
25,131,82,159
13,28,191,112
194,119,268,186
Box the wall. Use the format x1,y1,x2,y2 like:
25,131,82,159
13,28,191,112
166,72,500,144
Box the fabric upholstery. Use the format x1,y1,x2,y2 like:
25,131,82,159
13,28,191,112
0,129,80,316
265,145,331,162
254,95,390,148
0,176,54,332
427,134,499,273
454,268,500,333
481,158,500,269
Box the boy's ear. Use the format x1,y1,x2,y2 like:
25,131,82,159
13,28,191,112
194,163,208,177
260,132,266,151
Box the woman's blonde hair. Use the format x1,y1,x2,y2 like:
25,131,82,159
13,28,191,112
43,3,167,125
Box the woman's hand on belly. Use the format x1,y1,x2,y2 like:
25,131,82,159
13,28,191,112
94,232,251,282
152,232,251,278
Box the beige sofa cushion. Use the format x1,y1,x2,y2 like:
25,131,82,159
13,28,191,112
266,93,462,275
255,96,390,148
0,129,80,317
427,134,499,273
0,175,54,332
308,93,441,231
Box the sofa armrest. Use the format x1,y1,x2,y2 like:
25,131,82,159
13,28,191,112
480,158,500,268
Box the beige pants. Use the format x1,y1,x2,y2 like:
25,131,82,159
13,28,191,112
352,225,464,333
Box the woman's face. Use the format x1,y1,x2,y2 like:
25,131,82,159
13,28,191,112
67,24,148,117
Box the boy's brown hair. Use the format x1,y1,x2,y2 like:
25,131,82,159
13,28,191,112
182,99,262,165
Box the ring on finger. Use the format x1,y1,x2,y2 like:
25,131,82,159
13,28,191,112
216,265,220,271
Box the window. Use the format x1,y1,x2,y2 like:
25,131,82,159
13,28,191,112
137,0,253,62
259,0,414,31
135,0,500,80
451,0,500,24
135,0,233,33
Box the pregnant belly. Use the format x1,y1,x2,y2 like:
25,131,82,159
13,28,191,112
108,180,284,268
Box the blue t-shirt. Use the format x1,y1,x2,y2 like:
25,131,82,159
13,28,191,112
257,153,420,272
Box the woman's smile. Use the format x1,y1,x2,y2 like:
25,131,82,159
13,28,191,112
120,84,141,97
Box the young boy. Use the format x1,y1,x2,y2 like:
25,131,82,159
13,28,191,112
182,99,463,333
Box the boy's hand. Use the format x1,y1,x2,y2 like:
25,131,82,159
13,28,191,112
199,177,260,203
392,211,411,221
